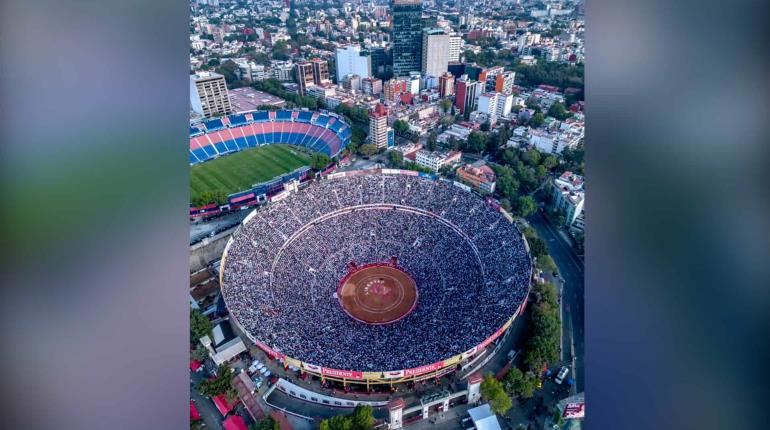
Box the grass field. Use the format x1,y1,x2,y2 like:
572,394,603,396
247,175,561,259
190,144,310,200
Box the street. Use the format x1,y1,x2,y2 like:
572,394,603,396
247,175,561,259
528,211,585,393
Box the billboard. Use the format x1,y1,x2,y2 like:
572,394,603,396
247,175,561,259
562,402,585,419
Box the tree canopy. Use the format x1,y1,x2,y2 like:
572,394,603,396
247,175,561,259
319,405,374,430
480,373,513,415
190,308,213,341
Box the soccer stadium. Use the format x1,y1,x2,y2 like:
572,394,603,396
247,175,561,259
219,169,533,385
189,110,351,214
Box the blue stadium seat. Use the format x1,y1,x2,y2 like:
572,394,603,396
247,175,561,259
228,114,247,126
214,142,228,154
203,118,225,132
193,148,209,161
296,111,313,123
276,110,292,121
314,115,330,127
252,112,269,123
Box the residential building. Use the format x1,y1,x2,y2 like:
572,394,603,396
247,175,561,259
383,78,408,102
272,63,294,81
457,160,497,193
455,76,483,115
421,28,449,77
362,77,383,95
477,93,499,117
448,34,463,62
438,72,455,97
494,71,516,94
408,72,421,94
190,71,232,118
342,74,362,92
392,0,423,77
369,103,393,149
295,62,315,96
311,58,330,85
552,171,585,226
335,45,372,82
415,149,462,173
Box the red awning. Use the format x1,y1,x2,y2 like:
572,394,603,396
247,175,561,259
223,415,249,430
212,394,238,417
190,360,202,371
190,400,201,421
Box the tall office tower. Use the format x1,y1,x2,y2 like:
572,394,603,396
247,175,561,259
391,0,423,77
311,58,330,85
495,71,516,94
369,103,392,149
454,75,482,114
190,71,232,118
295,62,315,95
438,72,455,97
448,34,463,62
335,46,372,82
421,28,449,77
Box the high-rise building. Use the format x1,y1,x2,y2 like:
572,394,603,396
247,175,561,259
438,72,455,97
295,62,315,95
392,0,423,77
190,72,232,118
448,34,463,62
362,77,383,95
311,58,330,85
477,93,499,117
335,46,372,82
454,75,482,114
369,103,392,149
495,71,516,94
421,28,450,77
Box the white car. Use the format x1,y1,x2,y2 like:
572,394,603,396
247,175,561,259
555,366,569,385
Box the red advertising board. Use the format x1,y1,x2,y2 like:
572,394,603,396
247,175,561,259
404,361,445,377
321,368,364,380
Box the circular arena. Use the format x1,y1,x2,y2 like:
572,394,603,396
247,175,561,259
220,170,532,383
189,110,351,165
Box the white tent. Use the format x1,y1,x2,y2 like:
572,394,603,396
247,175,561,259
467,404,502,430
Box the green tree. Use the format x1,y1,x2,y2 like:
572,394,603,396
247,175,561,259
529,112,545,128
480,120,491,132
198,364,234,397
427,131,437,151
542,155,558,170
515,195,537,217
439,98,452,113
536,255,557,274
467,131,486,153
190,308,213,341
504,367,539,399
522,148,541,167
191,344,208,361
480,373,513,415
350,405,375,430
527,236,548,258
547,102,572,120
250,417,280,430
392,119,409,136
387,150,403,167
359,143,378,157
311,153,331,170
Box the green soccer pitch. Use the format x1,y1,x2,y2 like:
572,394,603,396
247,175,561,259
190,144,310,201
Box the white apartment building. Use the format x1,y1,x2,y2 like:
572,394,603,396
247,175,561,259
415,150,462,173
335,45,371,82
190,71,232,118
421,28,449,77
551,171,585,227
448,34,463,62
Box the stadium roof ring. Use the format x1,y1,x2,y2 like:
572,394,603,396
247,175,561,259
220,169,532,383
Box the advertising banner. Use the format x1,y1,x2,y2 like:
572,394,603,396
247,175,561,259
303,363,322,373
321,368,365,380
562,402,585,419
404,361,445,377
383,370,405,379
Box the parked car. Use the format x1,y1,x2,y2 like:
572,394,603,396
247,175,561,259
555,366,570,385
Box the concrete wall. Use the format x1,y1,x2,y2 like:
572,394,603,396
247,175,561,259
189,226,237,273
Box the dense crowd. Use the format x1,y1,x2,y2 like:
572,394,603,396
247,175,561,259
221,172,532,371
